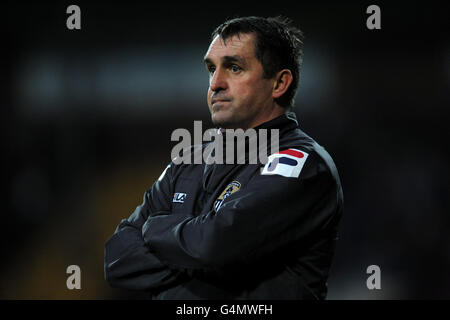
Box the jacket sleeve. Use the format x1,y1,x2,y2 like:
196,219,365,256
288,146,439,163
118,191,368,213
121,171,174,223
141,153,342,273
104,163,184,292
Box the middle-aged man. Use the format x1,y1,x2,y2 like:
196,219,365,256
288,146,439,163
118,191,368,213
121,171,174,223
104,16,344,299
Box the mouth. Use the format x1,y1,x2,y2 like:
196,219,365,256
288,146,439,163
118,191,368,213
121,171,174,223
211,99,230,105
211,99,231,110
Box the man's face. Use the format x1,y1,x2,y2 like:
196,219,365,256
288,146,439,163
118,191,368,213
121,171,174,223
204,33,274,130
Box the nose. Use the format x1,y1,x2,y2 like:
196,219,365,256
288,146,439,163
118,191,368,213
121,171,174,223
209,68,228,93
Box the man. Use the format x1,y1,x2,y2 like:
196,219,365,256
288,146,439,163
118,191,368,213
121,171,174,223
104,16,343,299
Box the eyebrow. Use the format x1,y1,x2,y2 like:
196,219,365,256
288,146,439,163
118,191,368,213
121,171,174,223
204,55,246,66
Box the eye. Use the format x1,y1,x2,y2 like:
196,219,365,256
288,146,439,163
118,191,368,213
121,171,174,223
230,65,242,73
207,65,216,74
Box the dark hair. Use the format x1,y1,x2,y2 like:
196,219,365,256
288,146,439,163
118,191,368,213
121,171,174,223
212,16,304,108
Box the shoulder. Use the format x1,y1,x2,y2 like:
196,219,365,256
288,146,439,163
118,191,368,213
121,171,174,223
277,128,341,183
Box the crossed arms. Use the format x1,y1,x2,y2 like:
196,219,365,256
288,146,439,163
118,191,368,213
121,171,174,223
104,158,337,293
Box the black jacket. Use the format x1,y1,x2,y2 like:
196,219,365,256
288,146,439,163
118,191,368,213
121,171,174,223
104,112,343,299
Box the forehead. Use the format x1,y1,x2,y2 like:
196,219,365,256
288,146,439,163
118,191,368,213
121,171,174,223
204,33,256,61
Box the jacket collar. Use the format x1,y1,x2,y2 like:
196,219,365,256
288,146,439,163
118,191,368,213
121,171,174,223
252,111,299,132
217,111,299,133
202,112,299,192
210,111,299,164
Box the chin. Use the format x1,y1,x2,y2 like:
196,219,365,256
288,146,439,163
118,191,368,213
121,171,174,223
211,117,228,128
211,113,230,128
211,110,244,129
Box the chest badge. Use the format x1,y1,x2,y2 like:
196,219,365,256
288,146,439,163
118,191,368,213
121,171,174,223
173,192,187,203
214,181,241,212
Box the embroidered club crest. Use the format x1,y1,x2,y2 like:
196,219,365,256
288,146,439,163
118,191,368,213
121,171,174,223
213,181,241,212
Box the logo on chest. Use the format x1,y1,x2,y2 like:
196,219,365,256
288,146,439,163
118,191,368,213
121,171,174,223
214,181,241,212
173,192,187,203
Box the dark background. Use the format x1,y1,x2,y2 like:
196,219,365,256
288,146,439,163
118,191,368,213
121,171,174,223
3,0,449,299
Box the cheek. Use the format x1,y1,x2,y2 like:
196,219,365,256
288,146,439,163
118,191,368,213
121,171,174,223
232,79,255,100
233,79,268,105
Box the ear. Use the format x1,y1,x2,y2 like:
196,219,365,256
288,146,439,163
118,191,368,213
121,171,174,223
272,69,293,100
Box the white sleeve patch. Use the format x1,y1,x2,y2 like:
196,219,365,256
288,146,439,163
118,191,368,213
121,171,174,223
261,148,309,178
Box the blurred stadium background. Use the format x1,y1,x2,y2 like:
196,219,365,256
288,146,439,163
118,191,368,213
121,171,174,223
3,0,449,299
